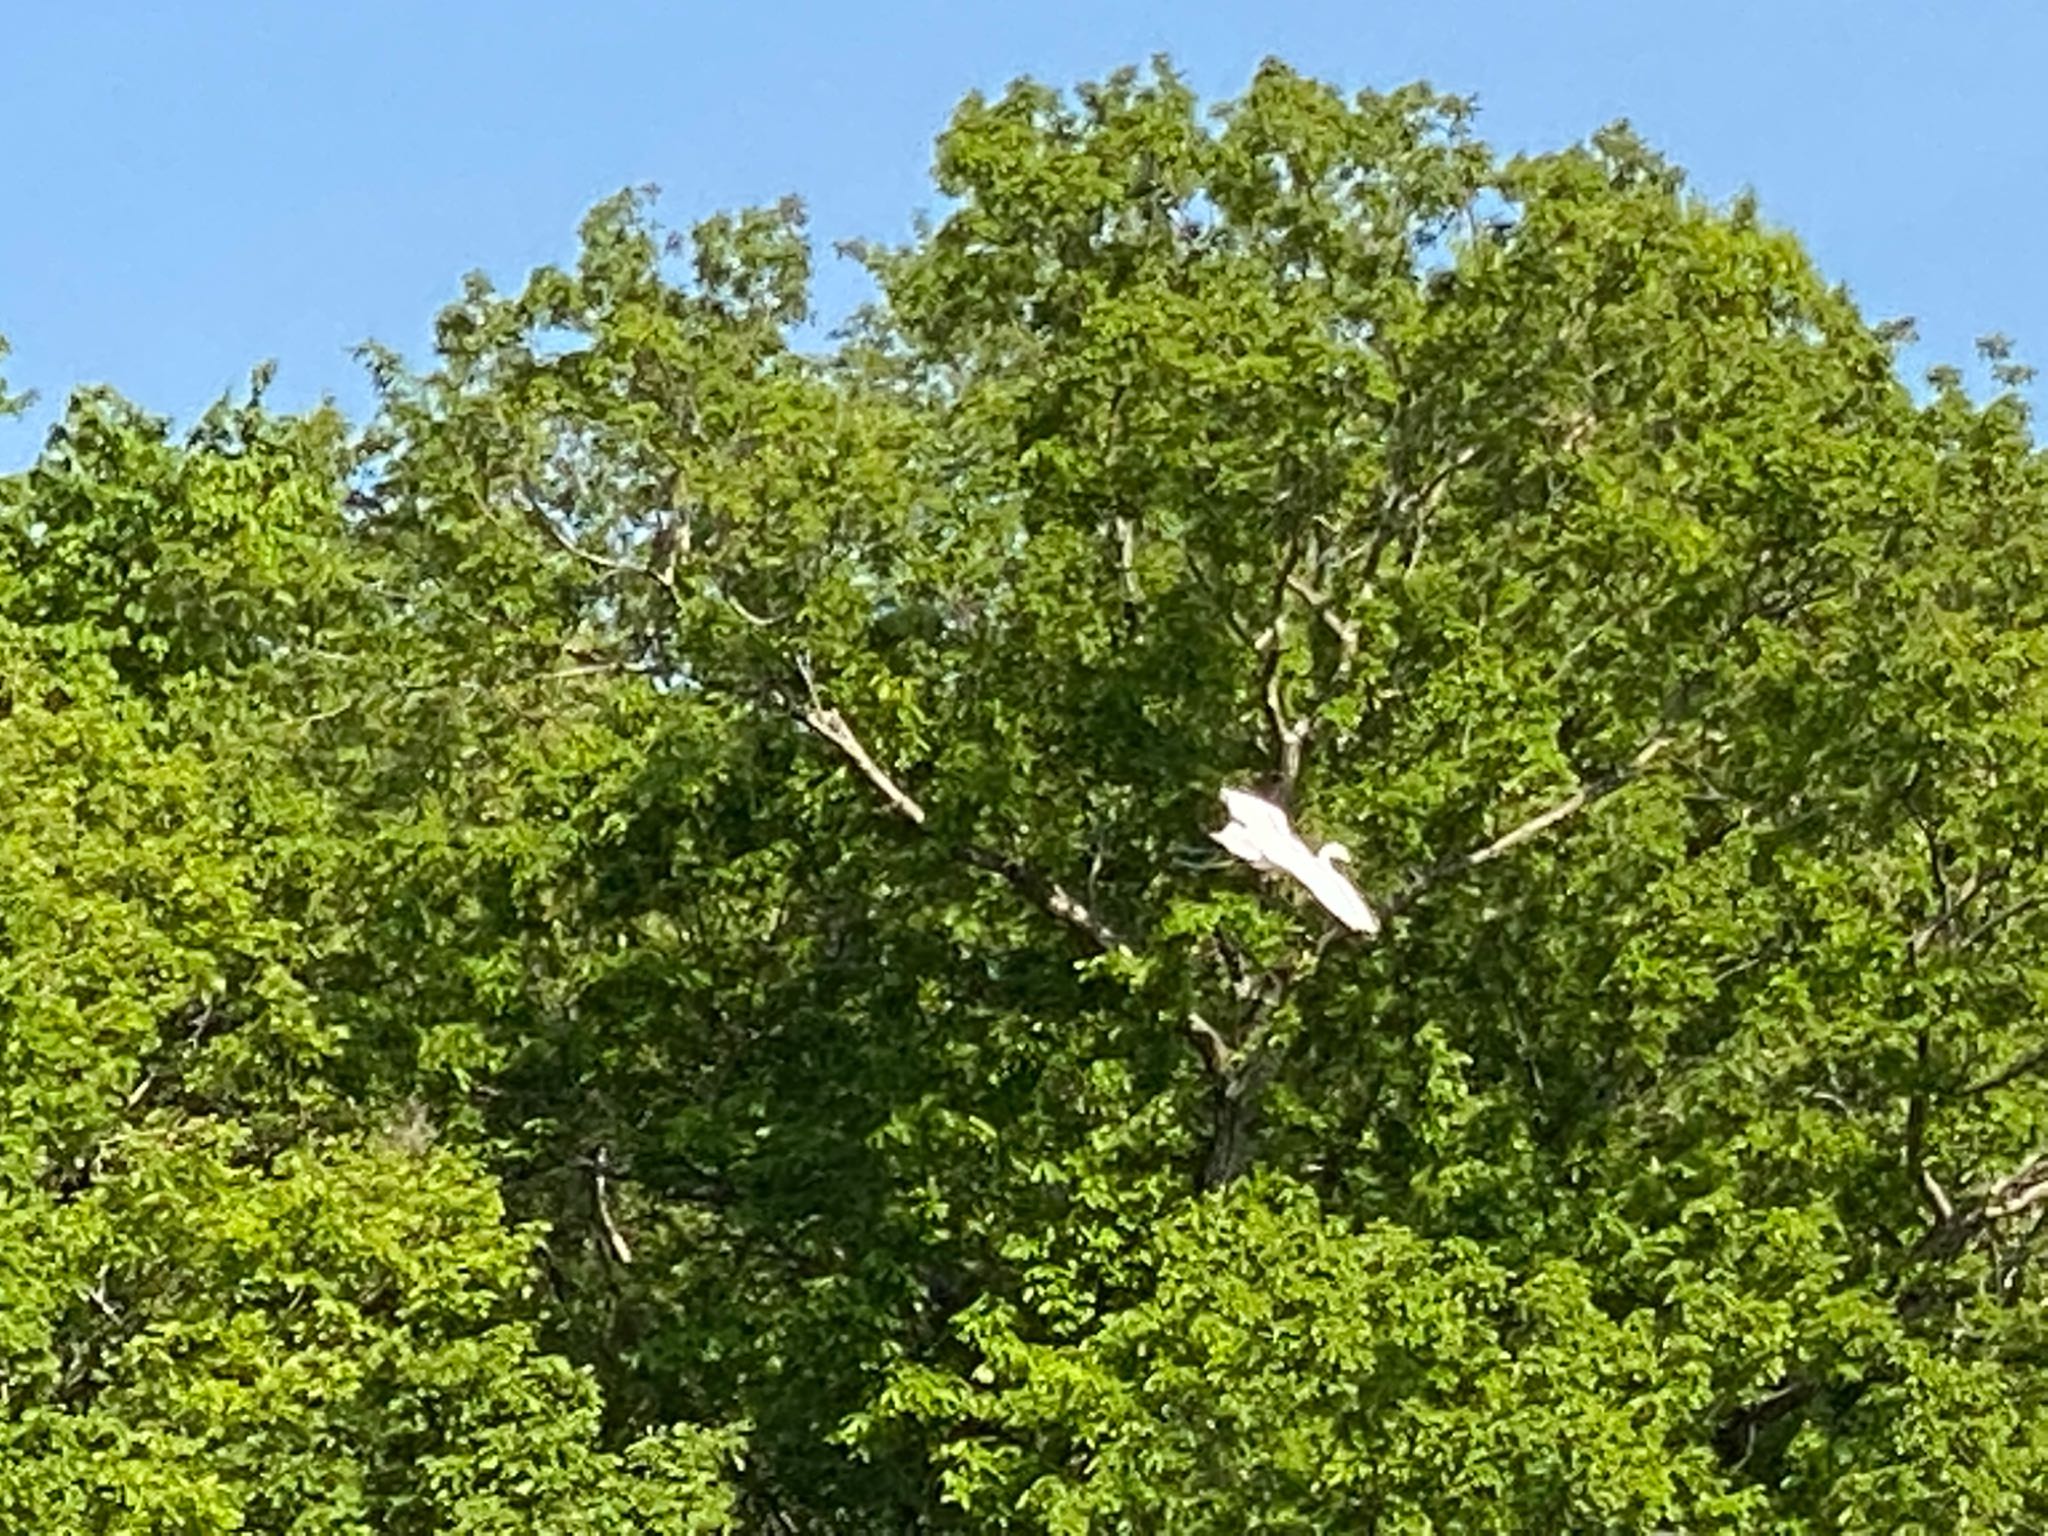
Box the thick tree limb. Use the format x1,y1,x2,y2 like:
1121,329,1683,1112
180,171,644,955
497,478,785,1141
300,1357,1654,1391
1194,936,1338,1190
1713,1378,1817,1468
1201,1047,1280,1191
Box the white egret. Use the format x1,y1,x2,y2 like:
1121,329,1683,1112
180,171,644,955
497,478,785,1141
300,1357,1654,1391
1211,787,1381,936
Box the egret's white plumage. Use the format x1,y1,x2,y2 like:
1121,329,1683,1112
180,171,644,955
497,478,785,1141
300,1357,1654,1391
1211,787,1381,936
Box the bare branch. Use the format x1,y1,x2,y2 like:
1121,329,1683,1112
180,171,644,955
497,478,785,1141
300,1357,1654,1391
792,658,1123,952
1286,571,1360,663
716,586,778,628
1916,1149,2048,1263
1984,1156,2048,1223
589,1145,634,1267
959,846,1123,950
1261,644,1310,796
795,662,930,829
537,659,665,683
510,479,741,632
515,480,643,580
1328,437,1482,598
1388,734,1675,914
1919,1166,1956,1225
1200,1047,1279,1191
1113,515,1140,610
1187,1013,1233,1075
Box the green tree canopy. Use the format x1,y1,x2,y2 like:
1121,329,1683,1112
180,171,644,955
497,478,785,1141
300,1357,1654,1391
5,57,2048,1531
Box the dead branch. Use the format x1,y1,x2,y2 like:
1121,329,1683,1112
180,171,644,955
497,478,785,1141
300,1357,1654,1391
1187,1013,1233,1075
1285,571,1360,665
1388,734,1675,914
1915,1149,2048,1263
960,846,1123,952
795,657,930,828
792,657,1122,952
589,1145,634,1267
1113,514,1140,611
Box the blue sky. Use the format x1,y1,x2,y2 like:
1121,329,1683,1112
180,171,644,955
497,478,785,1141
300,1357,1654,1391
3,3,2041,467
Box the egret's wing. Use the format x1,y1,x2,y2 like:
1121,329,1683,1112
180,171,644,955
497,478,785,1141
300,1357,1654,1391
1220,787,1295,841
1260,832,1325,894
1300,858,1381,936
1211,820,1280,872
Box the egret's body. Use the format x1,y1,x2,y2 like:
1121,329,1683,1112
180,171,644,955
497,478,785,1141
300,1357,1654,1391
1212,787,1380,936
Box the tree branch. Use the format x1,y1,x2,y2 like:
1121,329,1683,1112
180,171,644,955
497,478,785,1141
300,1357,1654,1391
1187,1012,1233,1076
513,479,644,580
1968,1040,2048,1098
1723,1145,2048,1456
1371,442,1480,587
588,1145,634,1266
1387,734,1675,914
959,846,1123,952
1249,522,1315,797
1194,932,1342,1190
794,656,930,828
1914,1149,2048,1263
508,479,1122,953
792,657,1122,952
1905,1031,1951,1222
1286,571,1359,670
